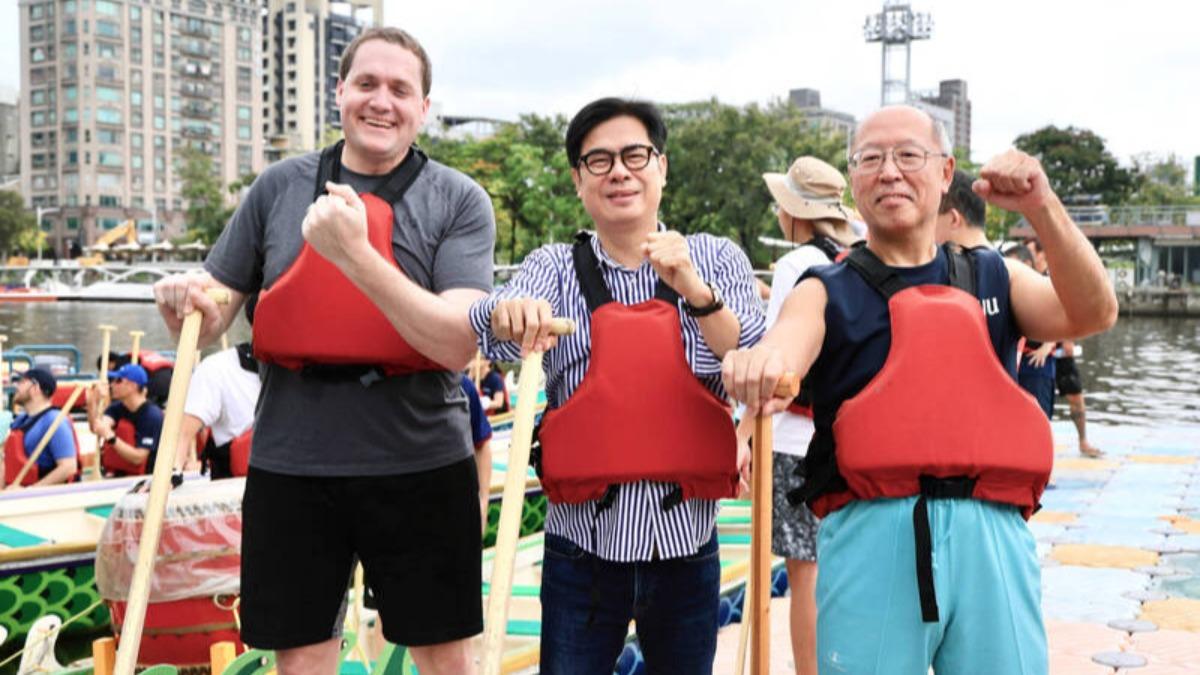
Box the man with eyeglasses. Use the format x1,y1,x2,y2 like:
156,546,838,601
722,105,1117,674
87,363,164,477
469,97,765,674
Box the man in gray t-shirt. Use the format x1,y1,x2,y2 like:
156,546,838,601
155,27,493,672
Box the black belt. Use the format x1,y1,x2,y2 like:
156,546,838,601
298,363,386,387
913,475,977,623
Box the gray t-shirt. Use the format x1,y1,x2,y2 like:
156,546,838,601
205,149,495,476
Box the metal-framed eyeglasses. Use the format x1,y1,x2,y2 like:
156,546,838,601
849,144,949,174
577,144,659,176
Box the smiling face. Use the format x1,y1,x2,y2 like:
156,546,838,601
849,106,954,240
335,39,430,174
570,115,667,233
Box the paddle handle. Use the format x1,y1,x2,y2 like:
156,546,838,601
772,373,800,400
1,334,7,410
128,331,145,366
113,289,228,675
481,318,575,675
10,384,88,486
93,324,117,481
750,412,774,674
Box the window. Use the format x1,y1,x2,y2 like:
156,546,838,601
62,42,77,59
96,108,122,124
30,25,45,42
64,1,77,15
154,114,165,130
131,133,143,148
97,129,121,144
95,1,120,17
153,94,164,110
132,154,143,169
30,4,45,20
64,127,78,142
97,42,118,59
96,86,122,103
67,218,80,231
99,195,120,207
32,110,47,126
131,91,142,106
31,90,46,105
31,47,48,63
98,152,123,167
63,19,76,36
96,21,121,38
66,150,78,165
130,5,140,20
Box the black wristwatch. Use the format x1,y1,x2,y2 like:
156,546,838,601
683,282,724,317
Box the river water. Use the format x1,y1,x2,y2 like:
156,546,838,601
1,302,1198,428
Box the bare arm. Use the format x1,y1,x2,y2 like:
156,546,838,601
33,458,78,487
975,150,1118,342
723,277,827,414
176,414,204,471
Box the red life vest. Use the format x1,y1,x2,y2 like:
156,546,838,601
49,382,90,413
800,245,1052,623
536,233,740,505
101,419,146,477
253,142,442,376
4,409,82,486
135,351,174,373
229,428,252,477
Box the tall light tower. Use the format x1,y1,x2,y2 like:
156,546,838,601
864,1,933,106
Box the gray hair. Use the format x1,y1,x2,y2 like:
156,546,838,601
850,105,954,158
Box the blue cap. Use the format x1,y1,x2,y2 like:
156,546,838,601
14,367,57,397
108,363,149,387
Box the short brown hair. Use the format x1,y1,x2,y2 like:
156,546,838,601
338,27,431,97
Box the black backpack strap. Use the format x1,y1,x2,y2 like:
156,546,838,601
571,231,614,312
312,141,428,205
844,243,910,299
943,242,978,297
805,235,841,262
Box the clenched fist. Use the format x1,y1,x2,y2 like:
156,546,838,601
973,149,1057,216
302,181,369,269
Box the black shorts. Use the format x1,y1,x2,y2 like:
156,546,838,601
1056,356,1083,396
240,458,483,649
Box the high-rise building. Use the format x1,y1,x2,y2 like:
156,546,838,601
18,0,265,254
260,0,381,162
1,87,19,183
787,88,856,143
918,79,971,157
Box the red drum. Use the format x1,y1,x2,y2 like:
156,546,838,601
95,477,246,665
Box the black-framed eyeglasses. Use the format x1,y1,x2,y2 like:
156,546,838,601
849,144,948,174
578,144,659,176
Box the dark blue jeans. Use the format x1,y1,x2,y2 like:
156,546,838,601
539,532,720,675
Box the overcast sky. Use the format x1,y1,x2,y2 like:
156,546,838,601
3,0,1197,174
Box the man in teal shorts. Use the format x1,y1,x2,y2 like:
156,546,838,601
722,105,1118,674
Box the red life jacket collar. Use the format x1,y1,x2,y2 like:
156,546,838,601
252,141,442,378
535,232,740,507
4,409,82,485
797,243,1052,624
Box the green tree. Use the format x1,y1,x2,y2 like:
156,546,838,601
660,99,847,267
1013,126,1138,205
423,117,586,264
1128,154,1200,206
0,191,37,256
178,147,231,243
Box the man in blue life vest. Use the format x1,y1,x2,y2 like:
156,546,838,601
722,105,1118,674
3,368,79,488
153,27,494,675
470,97,765,674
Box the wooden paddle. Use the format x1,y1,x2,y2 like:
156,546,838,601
128,331,145,366
481,317,575,675
92,324,117,481
112,288,229,675
746,374,800,675
9,384,88,486
1,334,8,411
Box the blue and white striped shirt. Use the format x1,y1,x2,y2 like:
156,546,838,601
469,229,766,562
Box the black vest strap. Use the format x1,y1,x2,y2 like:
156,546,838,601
845,242,977,300
235,342,259,374
804,234,842,263
571,232,678,313
913,475,977,623
313,140,428,204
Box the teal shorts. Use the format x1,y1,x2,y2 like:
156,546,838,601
816,497,1046,674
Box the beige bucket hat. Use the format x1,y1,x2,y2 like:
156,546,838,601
763,156,858,246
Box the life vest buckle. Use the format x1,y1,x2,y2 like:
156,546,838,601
917,474,977,499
